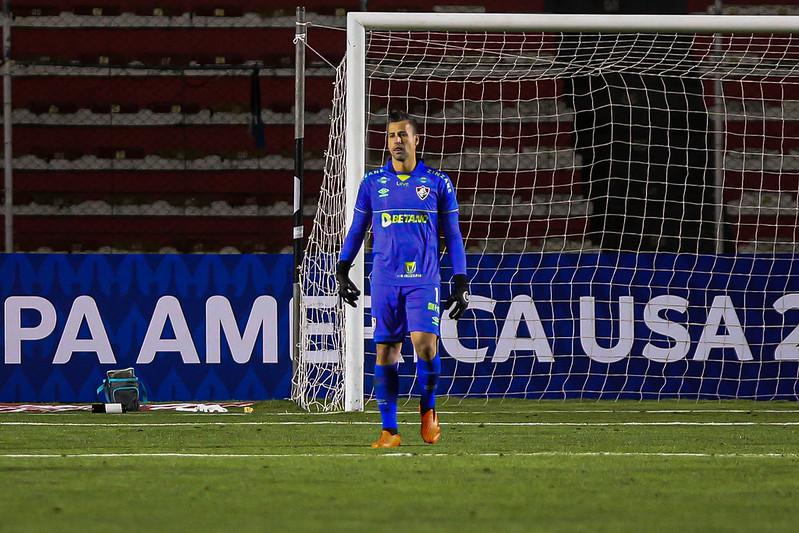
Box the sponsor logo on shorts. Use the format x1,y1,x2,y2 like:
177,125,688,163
427,302,440,312
380,212,429,228
432,316,440,326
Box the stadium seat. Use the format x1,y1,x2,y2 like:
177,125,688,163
11,1,360,16
12,27,345,67
12,124,332,157
12,75,335,119
1,215,314,253
12,169,321,194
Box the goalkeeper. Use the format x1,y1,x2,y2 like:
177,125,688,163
337,110,469,448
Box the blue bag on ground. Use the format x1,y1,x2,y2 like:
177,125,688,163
96,368,147,412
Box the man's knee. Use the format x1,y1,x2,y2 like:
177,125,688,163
376,343,402,365
411,332,438,361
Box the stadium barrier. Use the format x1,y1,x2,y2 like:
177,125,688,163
1,251,798,402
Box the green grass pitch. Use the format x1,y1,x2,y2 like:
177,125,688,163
2,399,799,532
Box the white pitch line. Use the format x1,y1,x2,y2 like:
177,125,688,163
12,409,799,417
0,451,797,459
395,409,799,415
4,421,799,427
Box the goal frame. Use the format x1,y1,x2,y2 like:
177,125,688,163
343,12,799,412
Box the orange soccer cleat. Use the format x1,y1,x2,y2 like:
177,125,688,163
371,430,401,448
420,409,441,444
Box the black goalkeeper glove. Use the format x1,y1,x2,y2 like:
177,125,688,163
444,274,470,320
336,260,361,307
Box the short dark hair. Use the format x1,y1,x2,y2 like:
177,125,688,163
387,110,418,133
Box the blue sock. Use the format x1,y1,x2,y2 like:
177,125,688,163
374,362,399,432
417,354,441,413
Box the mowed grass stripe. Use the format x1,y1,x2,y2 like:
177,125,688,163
2,451,799,459
4,420,799,427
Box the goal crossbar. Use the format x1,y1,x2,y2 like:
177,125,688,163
348,13,799,33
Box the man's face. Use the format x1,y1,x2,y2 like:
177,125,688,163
386,120,418,162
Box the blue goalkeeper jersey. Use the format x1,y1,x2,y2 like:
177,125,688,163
340,159,466,287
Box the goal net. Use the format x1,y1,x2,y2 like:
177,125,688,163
295,14,799,411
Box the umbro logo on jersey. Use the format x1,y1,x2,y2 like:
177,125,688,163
416,185,431,200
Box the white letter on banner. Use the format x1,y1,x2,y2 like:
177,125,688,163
493,295,553,363
53,296,116,364
694,295,753,361
440,295,495,363
4,296,57,364
206,295,278,364
642,295,691,363
289,296,343,364
579,296,634,364
774,294,799,361
137,296,200,364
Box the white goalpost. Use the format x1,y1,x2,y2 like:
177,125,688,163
293,13,799,412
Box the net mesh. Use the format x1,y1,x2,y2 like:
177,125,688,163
298,28,799,409
293,60,348,411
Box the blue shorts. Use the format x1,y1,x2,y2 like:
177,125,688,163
371,284,441,344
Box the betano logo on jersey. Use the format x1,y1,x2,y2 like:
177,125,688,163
380,212,429,228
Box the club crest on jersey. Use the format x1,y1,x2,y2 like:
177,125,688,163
416,185,431,200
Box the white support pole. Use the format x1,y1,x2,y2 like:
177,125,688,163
344,14,366,412
712,1,725,254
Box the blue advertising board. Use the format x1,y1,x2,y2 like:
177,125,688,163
367,253,799,401
1,252,798,402
0,254,293,402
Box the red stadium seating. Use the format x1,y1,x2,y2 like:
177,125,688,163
12,27,344,66
10,76,335,113
462,217,588,241
12,170,322,196
11,1,360,16
10,124,331,157
6,0,799,254
1,216,314,252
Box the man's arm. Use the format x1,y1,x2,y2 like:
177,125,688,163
339,209,370,264
337,178,372,307
438,174,469,320
441,211,469,319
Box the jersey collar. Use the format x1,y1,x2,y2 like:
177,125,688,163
382,159,427,178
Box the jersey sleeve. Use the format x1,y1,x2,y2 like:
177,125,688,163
339,177,372,263
438,173,467,276
441,211,467,277
437,172,459,214
354,176,372,215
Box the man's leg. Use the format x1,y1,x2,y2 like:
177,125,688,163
407,285,442,444
374,342,402,437
411,332,440,414
371,284,405,448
